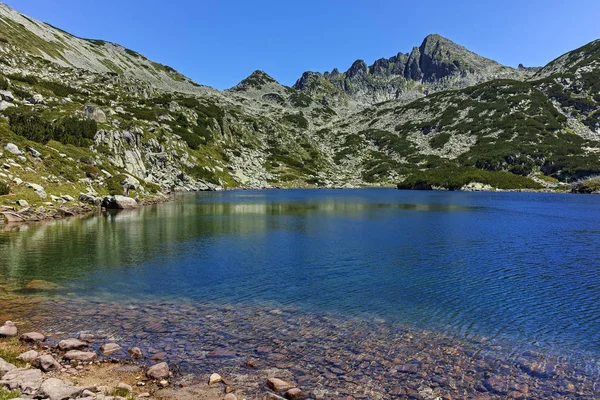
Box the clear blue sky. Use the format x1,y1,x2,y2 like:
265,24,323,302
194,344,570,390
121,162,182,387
3,0,599,90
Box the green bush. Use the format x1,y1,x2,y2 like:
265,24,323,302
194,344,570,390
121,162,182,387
0,181,9,195
106,174,126,196
0,76,8,91
5,109,97,146
6,73,37,85
397,167,542,191
81,164,101,179
283,112,308,129
39,80,82,97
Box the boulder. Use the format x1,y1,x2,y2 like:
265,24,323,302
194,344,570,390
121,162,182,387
79,193,102,206
16,200,28,207
0,90,14,101
29,94,44,104
83,105,107,123
101,195,138,210
63,350,97,362
25,146,41,158
127,347,143,359
3,143,21,155
58,338,88,351
24,182,47,199
99,343,122,356
61,194,75,202
267,377,296,392
33,354,60,372
0,357,16,378
39,378,85,400
146,362,169,380
0,368,43,395
78,333,96,342
209,373,223,386
224,394,237,400
116,382,132,392
120,175,139,194
16,350,38,364
20,331,45,342
0,100,14,111
0,321,17,337
286,388,305,400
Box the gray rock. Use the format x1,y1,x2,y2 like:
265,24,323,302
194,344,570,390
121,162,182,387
127,347,143,359
146,362,169,380
24,182,47,199
16,200,28,207
16,350,38,364
39,378,85,400
101,195,138,210
79,193,102,206
0,368,43,395
78,333,96,342
25,146,41,158
63,350,97,362
3,143,21,155
61,194,75,202
33,354,60,372
0,321,17,337
0,357,16,378
20,331,45,342
99,343,122,356
83,105,107,123
57,338,88,351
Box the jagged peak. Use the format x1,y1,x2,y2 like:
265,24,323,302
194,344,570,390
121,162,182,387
346,60,368,78
231,70,280,91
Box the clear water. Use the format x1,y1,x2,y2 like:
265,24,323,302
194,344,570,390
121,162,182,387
1,189,599,359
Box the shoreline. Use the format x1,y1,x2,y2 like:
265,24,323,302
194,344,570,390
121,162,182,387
0,185,590,227
1,293,598,399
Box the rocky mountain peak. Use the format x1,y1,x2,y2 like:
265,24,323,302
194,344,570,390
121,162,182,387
346,60,368,78
230,70,280,91
293,34,525,108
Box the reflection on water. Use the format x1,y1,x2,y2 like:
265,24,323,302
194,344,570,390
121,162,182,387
1,189,600,365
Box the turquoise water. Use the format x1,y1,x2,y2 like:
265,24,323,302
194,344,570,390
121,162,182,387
1,189,599,359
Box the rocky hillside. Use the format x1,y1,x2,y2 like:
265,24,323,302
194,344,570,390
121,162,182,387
0,2,599,218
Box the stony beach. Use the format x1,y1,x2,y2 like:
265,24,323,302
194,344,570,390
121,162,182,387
1,292,598,400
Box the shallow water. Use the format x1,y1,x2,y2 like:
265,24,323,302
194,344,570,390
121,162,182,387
1,189,600,396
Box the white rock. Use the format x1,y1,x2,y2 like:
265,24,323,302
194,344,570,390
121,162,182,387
0,90,14,101
30,94,44,104
0,321,17,337
24,182,47,198
3,143,21,155
0,100,15,111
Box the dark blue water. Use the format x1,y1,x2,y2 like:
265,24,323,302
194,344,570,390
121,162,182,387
1,189,600,359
